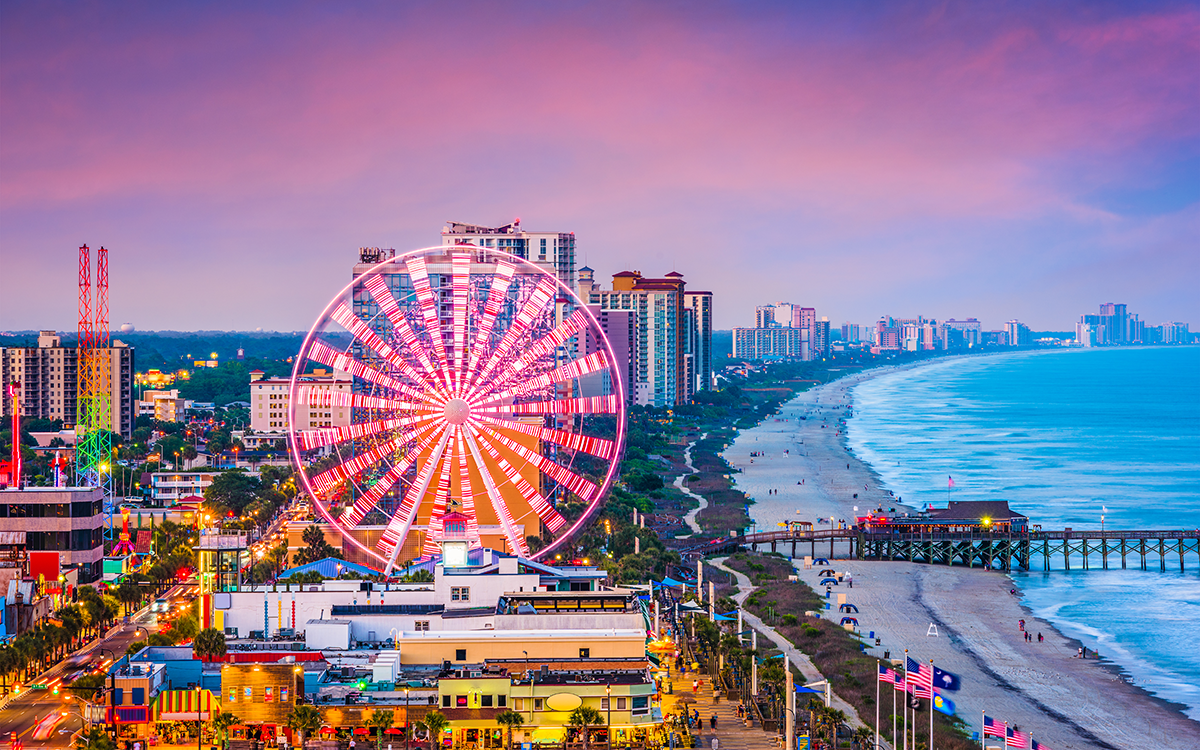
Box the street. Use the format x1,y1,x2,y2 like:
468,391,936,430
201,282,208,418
0,585,189,750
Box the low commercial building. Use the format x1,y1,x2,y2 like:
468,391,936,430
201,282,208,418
0,486,106,580
149,471,219,503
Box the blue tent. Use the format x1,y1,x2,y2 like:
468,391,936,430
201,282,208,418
661,577,690,588
819,578,839,585
279,557,383,580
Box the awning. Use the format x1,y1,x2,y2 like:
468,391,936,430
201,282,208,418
154,689,218,721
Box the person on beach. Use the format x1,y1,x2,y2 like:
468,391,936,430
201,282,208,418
1038,632,1043,642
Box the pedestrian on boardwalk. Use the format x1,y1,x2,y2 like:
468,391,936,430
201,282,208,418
710,715,717,729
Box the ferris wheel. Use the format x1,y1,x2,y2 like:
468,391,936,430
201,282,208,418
288,245,626,572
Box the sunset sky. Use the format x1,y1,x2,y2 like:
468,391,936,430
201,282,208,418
1,0,1197,332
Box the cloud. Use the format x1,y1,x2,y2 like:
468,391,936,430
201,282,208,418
1,0,1196,330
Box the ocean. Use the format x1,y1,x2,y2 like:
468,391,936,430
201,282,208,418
844,346,1200,720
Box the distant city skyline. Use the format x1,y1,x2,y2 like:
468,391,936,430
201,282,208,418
1,1,1196,332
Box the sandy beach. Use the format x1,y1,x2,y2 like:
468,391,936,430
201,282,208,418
720,365,1200,750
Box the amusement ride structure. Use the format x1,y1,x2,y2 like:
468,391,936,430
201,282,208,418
289,245,627,572
76,244,115,538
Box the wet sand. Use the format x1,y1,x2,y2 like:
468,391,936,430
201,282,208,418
720,365,1200,750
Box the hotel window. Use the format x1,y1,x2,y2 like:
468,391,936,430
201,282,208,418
498,695,506,707
600,698,609,710
455,649,467,661
534,698,543,711
456,695,468,707
616,697,627,710
415,621,430,631
442,695,451,707
451,586,470,601
579,648,589,658
481,694,493,707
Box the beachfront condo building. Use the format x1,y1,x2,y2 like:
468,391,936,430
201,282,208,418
735,302,826,361
586,270,712,407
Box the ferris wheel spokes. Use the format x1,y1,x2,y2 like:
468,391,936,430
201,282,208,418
362,274,443,383
461,425,531,558
470,308,592,401
473,414,616,460
468,276,558,394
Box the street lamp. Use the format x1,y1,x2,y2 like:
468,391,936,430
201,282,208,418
404,688,410,750
97,648,118,739
605,684,611,748
196,684,203,750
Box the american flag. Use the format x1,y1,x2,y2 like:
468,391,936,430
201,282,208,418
948,475,955,489
907,681,932,698
1006,727,1029,748
893,675,906,693
906,657,933,689
983,716,1006,738
878,664,896,684
1031,741,1051,750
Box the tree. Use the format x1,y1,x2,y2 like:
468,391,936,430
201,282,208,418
566,707,603,750
496,710,525,749
194,628,227,661
366,708,395,750
75,728,116,750
212,711,242,750
66,673,107,701
204,471,260,514
286,705,321,750
293,524,340,565
419,710,448,747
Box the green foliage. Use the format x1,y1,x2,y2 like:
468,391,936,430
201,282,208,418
781,614,798,626
204,471,261,514
419,710,448,739
66,673,107,700
194,627,227,660
293,524,340,565
76,728,116,750
286,704,322,749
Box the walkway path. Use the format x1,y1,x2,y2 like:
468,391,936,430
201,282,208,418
661,662,779,750
676,433,708,536
707,557,889,748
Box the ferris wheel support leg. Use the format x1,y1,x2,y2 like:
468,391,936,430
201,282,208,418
383,431,451,576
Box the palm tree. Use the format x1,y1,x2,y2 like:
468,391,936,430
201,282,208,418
495,710,525,750
566,707,603,750
419,711,448,749
212,711,241,750
194,628,227,662
286,705,321,750
366,708,396,750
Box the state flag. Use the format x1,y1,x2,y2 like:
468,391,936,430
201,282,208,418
932,690,955,716
933,665,961,691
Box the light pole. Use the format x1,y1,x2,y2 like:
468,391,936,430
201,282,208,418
98,648,118,739
522,650,535,726
404,688,410,750
605,684,611,749
196,684,203,750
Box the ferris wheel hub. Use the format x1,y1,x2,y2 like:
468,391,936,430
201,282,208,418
443,397,471,425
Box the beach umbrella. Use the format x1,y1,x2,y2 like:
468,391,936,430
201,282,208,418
385,728,404,735
319,727,335,735
354,728,370,736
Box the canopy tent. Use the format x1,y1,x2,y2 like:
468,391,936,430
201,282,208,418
819,578,839,585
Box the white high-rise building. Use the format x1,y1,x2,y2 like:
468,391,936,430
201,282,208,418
441,220,577,293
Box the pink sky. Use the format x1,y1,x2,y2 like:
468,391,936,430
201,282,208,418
1,0,1197,332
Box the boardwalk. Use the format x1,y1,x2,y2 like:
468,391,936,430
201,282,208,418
687,528,1200,573
661,663,782,750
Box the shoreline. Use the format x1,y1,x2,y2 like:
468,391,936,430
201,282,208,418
719,360,1200,750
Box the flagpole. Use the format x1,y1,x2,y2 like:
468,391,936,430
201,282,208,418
981,710,985,750
929,659,934,750
892,668,897,750
903,649,908,750
875,660,880,750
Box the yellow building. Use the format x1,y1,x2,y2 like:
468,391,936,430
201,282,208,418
395,628,647,666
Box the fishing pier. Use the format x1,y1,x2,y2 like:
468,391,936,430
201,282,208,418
689,501,1200,573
